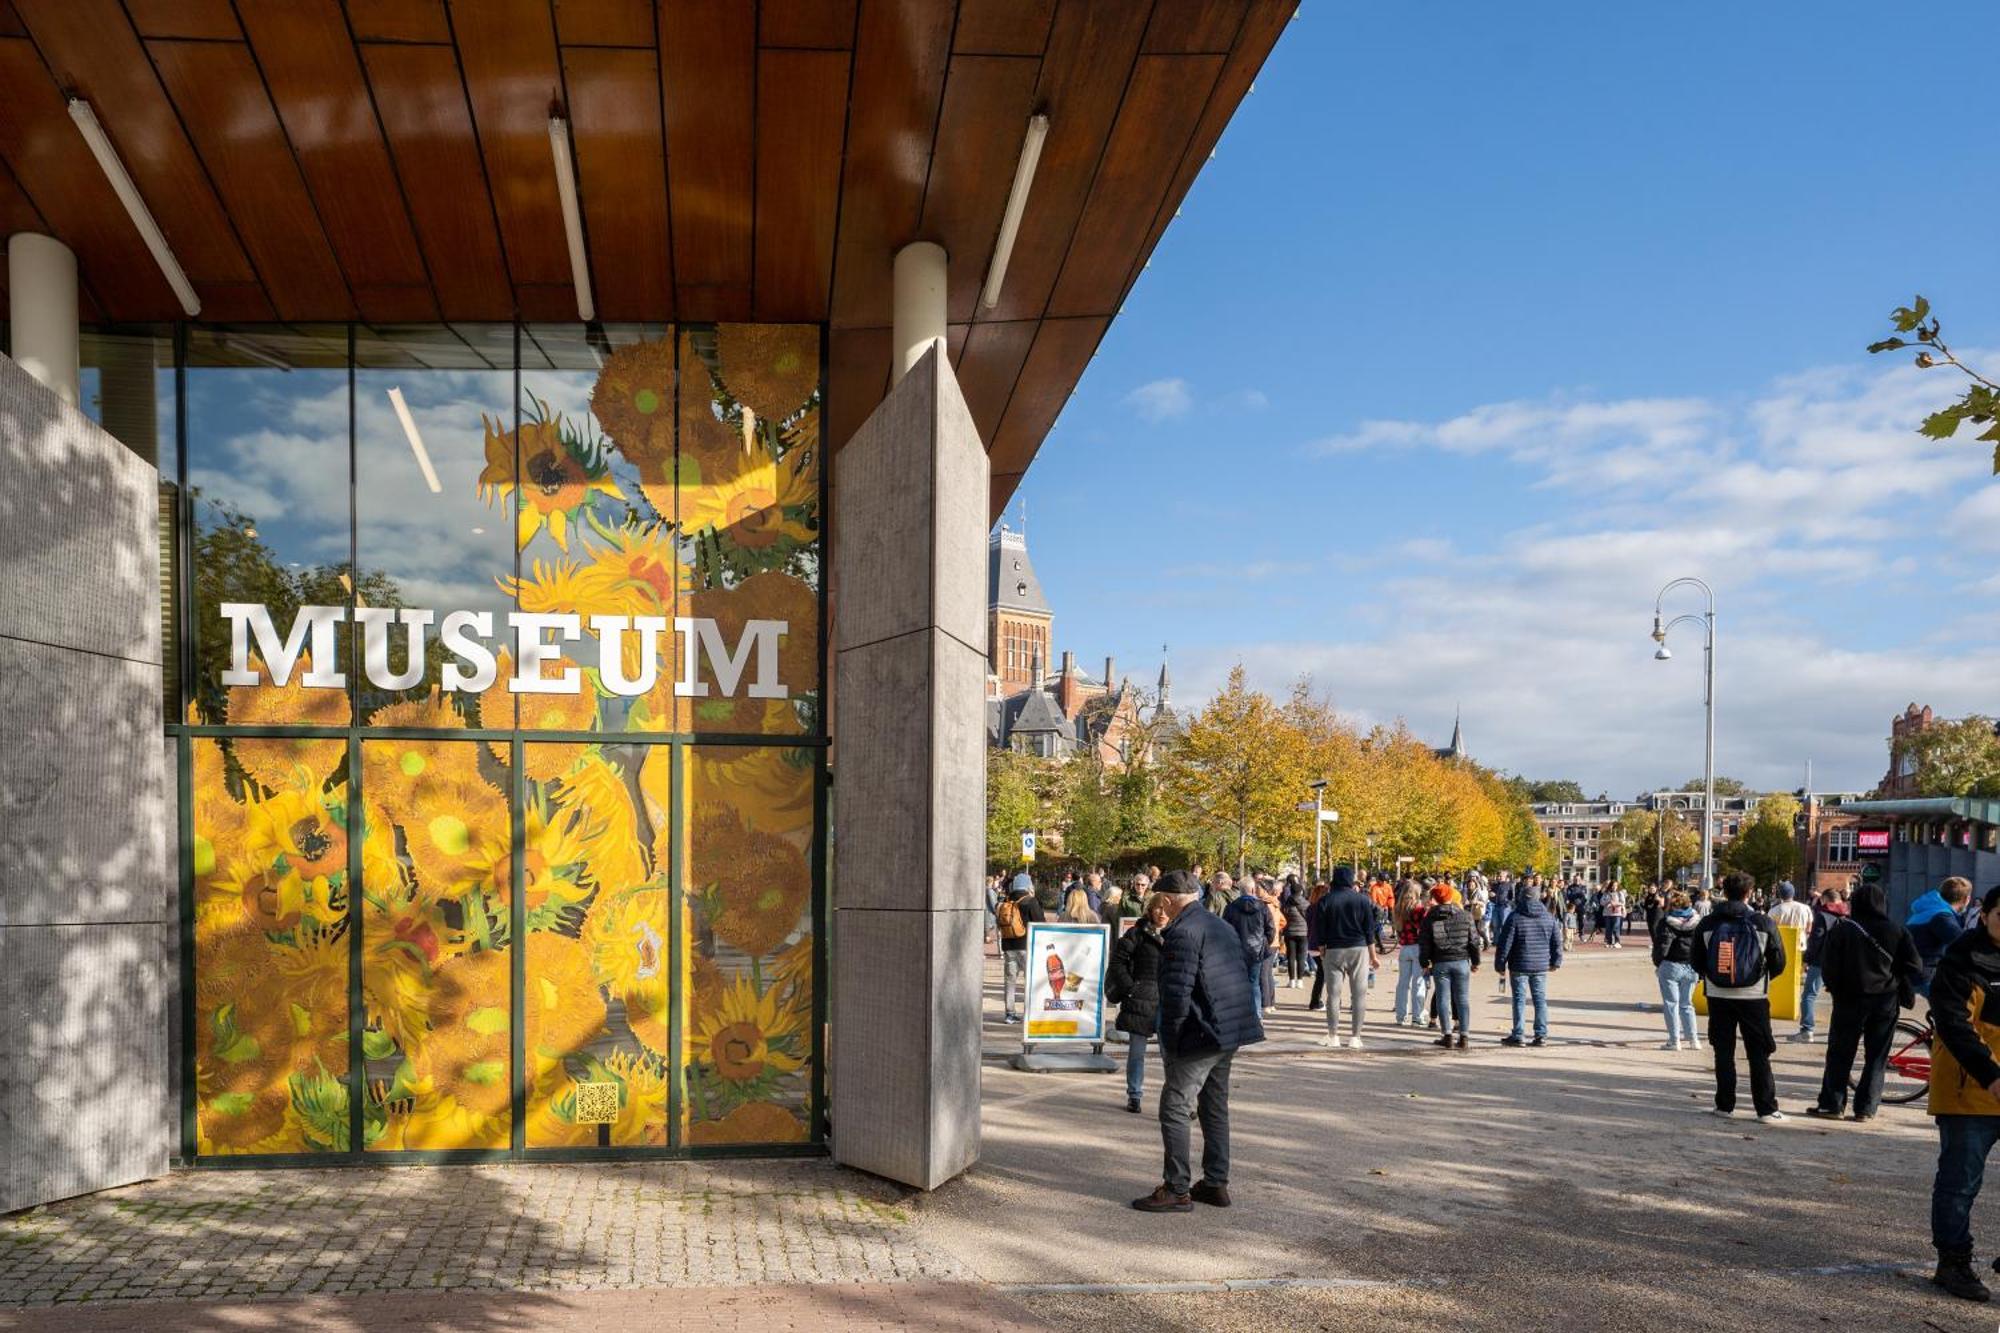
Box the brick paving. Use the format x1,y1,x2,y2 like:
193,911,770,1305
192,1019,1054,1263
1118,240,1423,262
0,1160,969,1312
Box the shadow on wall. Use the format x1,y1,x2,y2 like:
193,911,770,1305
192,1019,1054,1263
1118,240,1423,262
0,353,171,1214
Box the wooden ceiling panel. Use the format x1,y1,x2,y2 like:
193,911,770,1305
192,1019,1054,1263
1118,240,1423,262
1132,0,1290,291
353,284,441,323
752,48,848,321
972,0,1147,323
196,281,278,322
919,54,1040,324
561,45,671,320
123,0,239,40
660,0,754,318
954,317,1036,443
0,159,41,308
827,325,890,455
1046,53,1221,318
452,0,571,290
828,0,951,330
360,42,513,319
0,38,177,314
236,0,429,292
149,40,354,320
990,468,1024,518
13,0,253,284
1142,0,1245,53
952,0,1053,55
345,0,450,44
986,314,1105,477
759,0,855,50
553,0,654,48
0,3,23,37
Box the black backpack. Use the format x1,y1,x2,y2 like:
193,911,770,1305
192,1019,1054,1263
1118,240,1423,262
1705,917,1767,989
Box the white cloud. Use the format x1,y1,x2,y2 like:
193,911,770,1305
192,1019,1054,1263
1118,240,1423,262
1122,377,1193,422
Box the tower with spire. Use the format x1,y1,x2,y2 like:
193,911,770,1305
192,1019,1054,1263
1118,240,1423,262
988,525,1053,695
1434,707,1467,762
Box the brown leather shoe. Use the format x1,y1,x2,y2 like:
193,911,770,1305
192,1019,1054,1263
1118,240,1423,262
1190,1180,1232,1208
1131,1184,1192,1213
1455,1034,1469,1049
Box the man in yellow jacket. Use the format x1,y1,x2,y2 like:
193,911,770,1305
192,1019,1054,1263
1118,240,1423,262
1927,885,2000,1302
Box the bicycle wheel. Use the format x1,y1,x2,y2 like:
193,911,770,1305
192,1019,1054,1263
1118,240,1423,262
1881,1019,1932,1106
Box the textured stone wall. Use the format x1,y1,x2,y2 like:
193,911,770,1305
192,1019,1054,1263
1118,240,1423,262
829,343,987,1190
0,352,169,1212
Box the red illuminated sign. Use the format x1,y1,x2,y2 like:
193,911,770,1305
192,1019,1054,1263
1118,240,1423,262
1856,829,1891,855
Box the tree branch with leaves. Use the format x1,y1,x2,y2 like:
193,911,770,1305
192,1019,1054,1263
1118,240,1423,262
1869,295,2000,470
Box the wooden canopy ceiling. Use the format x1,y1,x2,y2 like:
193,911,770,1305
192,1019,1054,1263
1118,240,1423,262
0,0,1289,516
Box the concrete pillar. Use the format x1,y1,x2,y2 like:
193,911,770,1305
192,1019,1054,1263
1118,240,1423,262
891,241,947,384
7,233,80,408
830,342,988,1189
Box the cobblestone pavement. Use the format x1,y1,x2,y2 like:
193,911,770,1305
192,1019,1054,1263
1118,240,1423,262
0,1160,965,1312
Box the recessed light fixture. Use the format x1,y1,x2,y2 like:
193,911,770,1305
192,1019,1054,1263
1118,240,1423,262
979,113,1050,311
548,114,595,322
386,387,442,493
67,97,201,317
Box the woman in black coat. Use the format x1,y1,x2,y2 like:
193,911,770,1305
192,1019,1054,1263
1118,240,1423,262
1107,893,1168,1113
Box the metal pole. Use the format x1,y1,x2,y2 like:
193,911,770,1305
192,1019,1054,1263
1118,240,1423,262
1656,795,1664,885
1701,606,1716,892
1313,788,1323,883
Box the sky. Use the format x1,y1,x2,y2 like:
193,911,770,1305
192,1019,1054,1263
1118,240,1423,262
1009,1,2000,799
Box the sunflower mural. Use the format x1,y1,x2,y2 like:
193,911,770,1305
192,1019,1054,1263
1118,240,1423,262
187,324,821,1160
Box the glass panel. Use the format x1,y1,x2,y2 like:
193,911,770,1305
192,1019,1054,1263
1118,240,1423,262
190,737,350,1155
681,325,820,737
185,325,353,727
682,743,815,1146
354,330,516,720
524,742,671,1148
360,738,512,1151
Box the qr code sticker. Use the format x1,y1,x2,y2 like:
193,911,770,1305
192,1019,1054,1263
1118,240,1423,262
574,1081,620,1124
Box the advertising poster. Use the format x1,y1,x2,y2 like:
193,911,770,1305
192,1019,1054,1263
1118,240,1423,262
1022,923,1110,1042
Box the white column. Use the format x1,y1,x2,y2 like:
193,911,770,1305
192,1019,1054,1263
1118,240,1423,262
891,241,947,384
7,233,80,408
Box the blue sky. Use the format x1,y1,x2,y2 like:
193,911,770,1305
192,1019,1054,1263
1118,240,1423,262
1011,1,2000,798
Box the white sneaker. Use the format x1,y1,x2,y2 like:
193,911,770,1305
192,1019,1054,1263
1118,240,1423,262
1689,1039,1704,1051
1263,1006,1279,1016
1709,1107,1736,1118
1660,1040,1681,1051
1348,1035,1365,1050
1318,1036,1341,1049
1758,1111,1790,1124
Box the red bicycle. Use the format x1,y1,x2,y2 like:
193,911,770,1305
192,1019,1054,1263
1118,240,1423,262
1883,1017,1934,1105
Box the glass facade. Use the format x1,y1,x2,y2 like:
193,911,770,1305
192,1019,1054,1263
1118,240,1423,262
172,323,824,1162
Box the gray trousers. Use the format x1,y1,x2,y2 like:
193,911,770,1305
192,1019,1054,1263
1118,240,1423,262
1002,950,1027,1016
1324,946,1369,1037
1159,1047,1233,1194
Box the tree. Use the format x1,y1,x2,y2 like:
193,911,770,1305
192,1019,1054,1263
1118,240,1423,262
1680,776,1749,797
1162,666,1312,875
1610,809,1702,884
1057,756,1122,866
1868,296,2000,472
985,749,1041,868
1722,819,1797,889
1895,716,2000,798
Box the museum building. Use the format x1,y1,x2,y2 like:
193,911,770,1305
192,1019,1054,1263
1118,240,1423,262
0,0,1286,1211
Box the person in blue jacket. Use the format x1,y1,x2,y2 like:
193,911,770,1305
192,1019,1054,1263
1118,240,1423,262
1494,891,1564,1046
1910,877,1974,997
1132,869,1264,1213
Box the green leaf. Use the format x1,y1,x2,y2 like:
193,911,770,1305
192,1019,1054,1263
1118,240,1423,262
1921,408,1966,440
210,1091,256,1116
465,1006,509,1037
1991,441,2000,475
462,1060,507,1086
362,1028,398,1061
1867,337,1906,354
211,1004,262,1065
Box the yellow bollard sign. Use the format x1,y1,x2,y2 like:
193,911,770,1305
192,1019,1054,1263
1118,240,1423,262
1694,923,1804,1018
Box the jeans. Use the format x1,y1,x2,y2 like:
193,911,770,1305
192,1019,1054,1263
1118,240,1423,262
1284,936,1309,981
1125,1034,1149,1102
1604,916,1623,945
1707,996,1778,1116
1433,959,1472,1036
1395,944,1429,1022
1259,955,1277,1008
1933,1115,2000,1256
1798,964,1823,1034
1159,1047,1233,1194
1324,946,1369,1038
1815,991,1900,1116
1002,949,1027,1016
1657,961,1698,1042
1508,971,1548,1040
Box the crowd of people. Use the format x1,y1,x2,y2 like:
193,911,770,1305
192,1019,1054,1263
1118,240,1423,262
987,859,2000,1305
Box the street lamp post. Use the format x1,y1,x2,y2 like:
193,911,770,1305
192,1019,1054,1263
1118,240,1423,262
1651,578,1717,892
1308,779,1329,882
1366,830,1379,877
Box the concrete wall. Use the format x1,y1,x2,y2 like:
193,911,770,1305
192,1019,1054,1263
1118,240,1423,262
829,343,986,1189
0,352,169,1212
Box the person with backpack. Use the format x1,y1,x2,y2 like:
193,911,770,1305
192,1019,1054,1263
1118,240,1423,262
1280,877,1312,988
1690,872,1789,1122
1132,869,1264,1213
1495,886,1563,1046
1806,881,1922,1123
1651,890,1703,1051
1221,874,1272,1007
1924,885,2000,1302
996,872,1046,1024
1106,890,1170,1114
1418,882,1480,1048
1794,884,1849,1044
1910,877,1975,998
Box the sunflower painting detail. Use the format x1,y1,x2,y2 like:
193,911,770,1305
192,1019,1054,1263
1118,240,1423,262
189,325,821,1160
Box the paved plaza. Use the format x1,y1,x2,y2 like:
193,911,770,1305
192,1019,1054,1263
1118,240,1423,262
2,940,1990,1331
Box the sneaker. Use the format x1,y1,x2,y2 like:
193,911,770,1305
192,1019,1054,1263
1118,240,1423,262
1689,1039,1704,1051
1659,1040,1681,1051
1307,1004,1324,1012
1125,1096,1141,1114
1500,1035,1525,1047
1263,1006,1279,1016
1347,1035,1364,1050
1804,1105,1843,1120
1318,1036,1341,1049
1189,1179,1232,1208
1131,1184,1192,1214
1789,1029,1815,1044
1848,1111,1875,1123
1934,1256,1992,1302
1003,1014,1021,1025
1529,1036,1546,1047
1757,1111,1790,1124
1709,1107,1736,1118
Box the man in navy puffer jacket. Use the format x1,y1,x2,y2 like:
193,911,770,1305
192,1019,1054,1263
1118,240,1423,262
1495,892,1563,1047
1133,869,1264,1213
